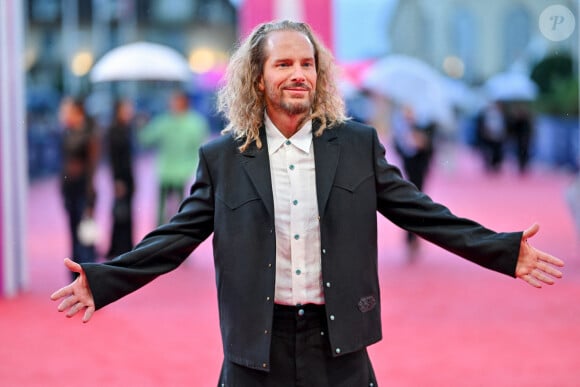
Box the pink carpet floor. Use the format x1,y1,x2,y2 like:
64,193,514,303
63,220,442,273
1,145,579,386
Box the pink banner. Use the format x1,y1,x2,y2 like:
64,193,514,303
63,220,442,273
239,0,333,50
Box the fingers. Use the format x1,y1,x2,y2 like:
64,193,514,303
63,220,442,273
51,258,96,321
522,223,540,240
522,273,543,288
83,307,95,323
539,252,565,268
50,285,73,301
530,268,555,285
537,259,563,279
65,301,85,318
50,259,80,301
57,294,79,312
63,257,82,274
520,256,564,288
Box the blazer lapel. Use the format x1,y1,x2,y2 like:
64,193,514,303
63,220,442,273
313,123,340,218
238,130,275,218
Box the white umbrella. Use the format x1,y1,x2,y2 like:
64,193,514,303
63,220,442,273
90,42,192,83
484,72,538,101
361,54,454,128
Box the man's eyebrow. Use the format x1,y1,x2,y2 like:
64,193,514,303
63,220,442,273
272,56,315,62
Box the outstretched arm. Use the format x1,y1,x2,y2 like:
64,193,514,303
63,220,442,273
50,258,96,323
515,223,564,288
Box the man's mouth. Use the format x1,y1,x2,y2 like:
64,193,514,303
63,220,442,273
284,83,310,92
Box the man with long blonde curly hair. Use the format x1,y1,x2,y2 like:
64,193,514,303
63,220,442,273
52,20,563,386
217,20,347,152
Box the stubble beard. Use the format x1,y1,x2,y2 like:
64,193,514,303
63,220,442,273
266,82,314,117
281,99,311,116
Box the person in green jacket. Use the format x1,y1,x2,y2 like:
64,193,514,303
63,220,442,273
139,91,210,225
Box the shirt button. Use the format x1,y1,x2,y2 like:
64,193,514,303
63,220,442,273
292,199,298,205
294,234,300,240
285,140,291,145
289,164,295,170
295,269,302,275
335,348,341,354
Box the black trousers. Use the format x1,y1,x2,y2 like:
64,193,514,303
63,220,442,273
218,304,378,387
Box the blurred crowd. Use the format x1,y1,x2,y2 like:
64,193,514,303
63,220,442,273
54,89,210,266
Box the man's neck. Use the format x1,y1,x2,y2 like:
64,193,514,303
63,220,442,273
268,113,309,138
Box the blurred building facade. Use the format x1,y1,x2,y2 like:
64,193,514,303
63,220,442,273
26,0,236,96
389,0,578,82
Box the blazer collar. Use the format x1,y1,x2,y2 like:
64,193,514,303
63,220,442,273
238,120,341,219
312,122,340,218
237,129,275,217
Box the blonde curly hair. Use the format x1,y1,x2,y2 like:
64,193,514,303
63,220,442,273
217,20,348,152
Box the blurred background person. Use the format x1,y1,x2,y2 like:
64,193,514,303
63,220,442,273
58,96,100,279
475,100,507,173
506,101,534,175
138,90,210,225
105,99,136,258
391,104,436,258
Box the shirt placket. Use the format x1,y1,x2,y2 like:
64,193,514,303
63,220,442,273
288,146,307,305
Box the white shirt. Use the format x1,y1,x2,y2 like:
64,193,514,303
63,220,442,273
265,114,324,305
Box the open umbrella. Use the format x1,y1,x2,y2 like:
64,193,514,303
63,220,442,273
361,54,453,127
90,42,192,83
484,72,538,101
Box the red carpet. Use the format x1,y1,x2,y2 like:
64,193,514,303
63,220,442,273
1,145,579,386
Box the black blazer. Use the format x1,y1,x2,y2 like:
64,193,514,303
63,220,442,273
83,119,521,371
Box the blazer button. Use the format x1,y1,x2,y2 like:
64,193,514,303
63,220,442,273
335,348,341,354
262,363,268,368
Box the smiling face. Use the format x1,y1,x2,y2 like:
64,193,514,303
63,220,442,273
258,30,317,125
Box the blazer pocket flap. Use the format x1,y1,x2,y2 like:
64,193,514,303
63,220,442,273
333,172,374,193
216,191,261,210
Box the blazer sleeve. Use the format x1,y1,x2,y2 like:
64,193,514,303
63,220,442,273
81,145,216,309
372,129,521,277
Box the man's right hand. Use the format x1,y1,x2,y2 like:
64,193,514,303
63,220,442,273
50,258,96,323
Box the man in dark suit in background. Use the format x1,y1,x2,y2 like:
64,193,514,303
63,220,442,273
51,20,564,387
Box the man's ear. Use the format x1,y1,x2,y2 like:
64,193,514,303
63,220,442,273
257,76,264,92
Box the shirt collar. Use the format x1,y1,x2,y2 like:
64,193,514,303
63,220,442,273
265,113,313,155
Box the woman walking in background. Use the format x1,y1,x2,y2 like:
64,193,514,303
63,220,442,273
106,99,136,258
58,96,100,279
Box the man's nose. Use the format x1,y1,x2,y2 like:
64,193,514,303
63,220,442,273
290,65,306,82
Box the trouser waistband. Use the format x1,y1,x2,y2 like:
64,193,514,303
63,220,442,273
273,303,326,321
